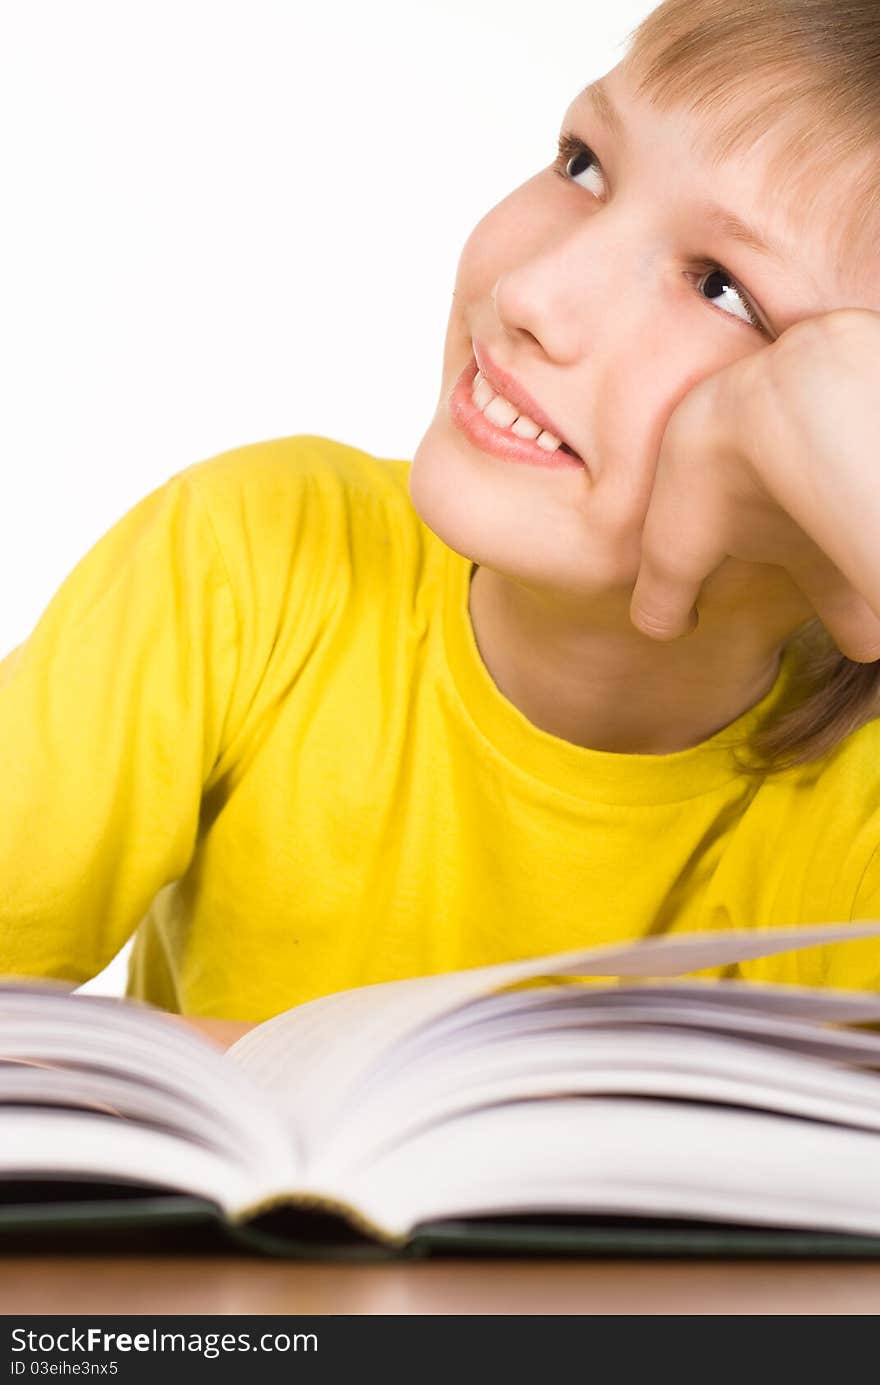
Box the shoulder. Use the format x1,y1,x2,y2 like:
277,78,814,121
176,434,434,595
780,717,880,919
174,433,427,575
835,720,880,919
161,431,444,635
179,434,414,530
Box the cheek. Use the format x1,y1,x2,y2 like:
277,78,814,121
452,179,550,297
591,354,678,517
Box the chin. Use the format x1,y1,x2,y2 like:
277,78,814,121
408,439,591,604
409,409,645,606
408,417,534,574
409,425,475,558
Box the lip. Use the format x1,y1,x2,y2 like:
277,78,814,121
449,358,587,473
472,338,583,463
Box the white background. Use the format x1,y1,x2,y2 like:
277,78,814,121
1,0,654,996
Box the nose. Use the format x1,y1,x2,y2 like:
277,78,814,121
491,212,648,368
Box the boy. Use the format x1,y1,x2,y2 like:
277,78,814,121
3,0,880,1030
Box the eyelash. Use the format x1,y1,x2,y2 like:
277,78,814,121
552,131,768,337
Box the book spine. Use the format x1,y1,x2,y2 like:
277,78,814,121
231,1188,407,1252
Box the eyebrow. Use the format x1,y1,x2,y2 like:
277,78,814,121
575,80,791,266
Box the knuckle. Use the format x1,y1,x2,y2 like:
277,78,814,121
770,310,867,369
810,307,873,338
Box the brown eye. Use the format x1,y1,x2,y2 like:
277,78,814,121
553,133,603,194
689,265,764,333
553,130,770,337
565,146,599,180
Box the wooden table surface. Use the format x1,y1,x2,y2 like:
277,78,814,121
3,1256,880,1315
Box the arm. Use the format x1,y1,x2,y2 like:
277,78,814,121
163,1014,257,1051
0,470,240,984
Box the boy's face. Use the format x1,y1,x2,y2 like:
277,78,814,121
410,59,876,635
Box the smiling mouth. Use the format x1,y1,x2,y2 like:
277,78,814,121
469,340,584,464
449,357,588,474
470,369,582,461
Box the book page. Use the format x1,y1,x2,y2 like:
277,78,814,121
227,920,880,1166
371,979,880,1086
332,1096,880,1241
0,988,297,1203
316,1013,880,1180
0,1109,256,1214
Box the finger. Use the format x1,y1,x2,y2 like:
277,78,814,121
629,414,727,640
630,515,727,640
630,557,702,641
801,580,880,664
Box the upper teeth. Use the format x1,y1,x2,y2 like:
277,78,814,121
472,371,565,453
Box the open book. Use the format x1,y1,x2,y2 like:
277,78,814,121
6,922,880,1259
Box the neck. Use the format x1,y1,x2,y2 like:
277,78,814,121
467,564,797,755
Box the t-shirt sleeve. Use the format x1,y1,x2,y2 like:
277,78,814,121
0,468,242,984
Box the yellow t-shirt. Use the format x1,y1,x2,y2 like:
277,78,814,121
2,434,880,1019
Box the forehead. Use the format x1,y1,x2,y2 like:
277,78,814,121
578,61,880,306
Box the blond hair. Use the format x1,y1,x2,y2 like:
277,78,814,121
622,0,880,777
